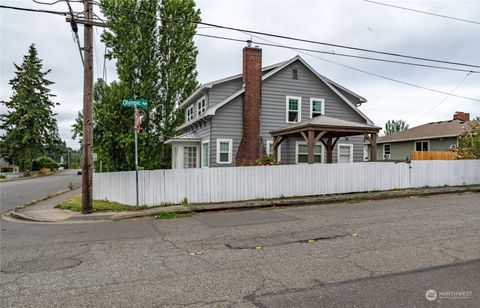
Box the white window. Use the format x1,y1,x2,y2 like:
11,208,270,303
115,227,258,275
186,104,197,122
383,144,391,160
310,98,325,118
183,146,197,168
295,141,323,164
286,96,301,123
216,139,232,164
197,96,207,116
337,144,353,163
266,140,281,162
201,140,209,168
415,140,429,151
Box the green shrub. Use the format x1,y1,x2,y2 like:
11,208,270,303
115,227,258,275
32,156,59,170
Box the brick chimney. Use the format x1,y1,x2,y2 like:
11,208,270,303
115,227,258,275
453,112,470,122
235,42,262,166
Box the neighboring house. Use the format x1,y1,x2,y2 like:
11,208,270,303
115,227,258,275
373,112,473,160
166,44,379,168
0,156,19,173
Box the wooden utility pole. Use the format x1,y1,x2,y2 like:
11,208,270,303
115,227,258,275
81,0,93,214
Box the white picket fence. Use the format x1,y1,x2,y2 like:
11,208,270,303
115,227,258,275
93,160,480,206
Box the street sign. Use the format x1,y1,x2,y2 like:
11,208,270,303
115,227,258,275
122,99,148,108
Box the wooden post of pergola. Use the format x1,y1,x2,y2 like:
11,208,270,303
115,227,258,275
321,136,340,164
272,136,284,162
364,133,378,161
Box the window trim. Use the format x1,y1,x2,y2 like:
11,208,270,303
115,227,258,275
309,98,325,119
186,104,197,122
383,143,391,160
295,141,324,164
414,140,430,152
285,96,302,123
201,140,209,168
266,140,281,162
183,145,198,168
337,143,353,163
216,138,233,164
197,96,207,117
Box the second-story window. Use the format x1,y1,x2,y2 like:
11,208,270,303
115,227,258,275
186,104,197,122
286,96,301,123
197,97,206,116
310,98,325,118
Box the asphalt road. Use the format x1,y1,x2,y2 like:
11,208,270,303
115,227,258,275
0,169,81,213
1,192,479,307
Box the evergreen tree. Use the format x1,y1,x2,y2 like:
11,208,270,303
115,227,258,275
0,44,61,170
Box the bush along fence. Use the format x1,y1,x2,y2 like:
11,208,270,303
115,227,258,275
93,160,480,206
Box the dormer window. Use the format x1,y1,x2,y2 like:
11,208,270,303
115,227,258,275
186,104,197,122
197,96,207,116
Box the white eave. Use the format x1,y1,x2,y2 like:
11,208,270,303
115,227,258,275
375,134,458,144
178,86,210,109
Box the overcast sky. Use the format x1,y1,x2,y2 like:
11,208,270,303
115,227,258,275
1,0,479,149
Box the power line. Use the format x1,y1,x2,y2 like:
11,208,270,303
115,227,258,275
5,3,478,102
0,4,67,16
198,32,480,102
32,0,82,5
364,0,480,25
92,1,480,69
66,0,83,66
423,72,473,115
196,33,478,74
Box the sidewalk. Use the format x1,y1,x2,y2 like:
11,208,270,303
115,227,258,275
5,185,480,224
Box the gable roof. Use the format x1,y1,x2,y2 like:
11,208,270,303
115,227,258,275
377,119,473,144
178,60,288,109
204,55,373,125
164,131,201,144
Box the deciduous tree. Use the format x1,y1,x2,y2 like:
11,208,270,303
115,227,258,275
385,119,409,135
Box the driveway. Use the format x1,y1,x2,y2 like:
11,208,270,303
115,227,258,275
0,169,81,213
1,192,479,307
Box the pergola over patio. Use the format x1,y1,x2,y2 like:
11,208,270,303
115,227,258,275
270,116,381,164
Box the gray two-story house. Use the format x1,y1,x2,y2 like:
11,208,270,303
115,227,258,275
166,44,378,168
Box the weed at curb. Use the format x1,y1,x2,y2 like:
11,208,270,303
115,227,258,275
155,211,194,220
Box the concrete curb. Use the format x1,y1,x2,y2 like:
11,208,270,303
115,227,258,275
189,186,480,213
10,211,59,223
6,185,480,223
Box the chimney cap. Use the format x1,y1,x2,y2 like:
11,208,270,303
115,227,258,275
246,39,252,47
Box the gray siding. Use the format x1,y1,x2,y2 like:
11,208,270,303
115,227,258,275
260,60,366,164
210,95,243,167
207,78,243,108
193,59,370,167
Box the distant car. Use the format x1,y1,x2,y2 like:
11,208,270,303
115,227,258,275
77,170,82,175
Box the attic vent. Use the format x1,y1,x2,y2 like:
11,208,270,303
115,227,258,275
292,69,298,80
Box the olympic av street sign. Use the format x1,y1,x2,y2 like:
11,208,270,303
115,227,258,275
122,99,148,108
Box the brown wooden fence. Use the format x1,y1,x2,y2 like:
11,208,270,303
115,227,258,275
411,151,458,160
